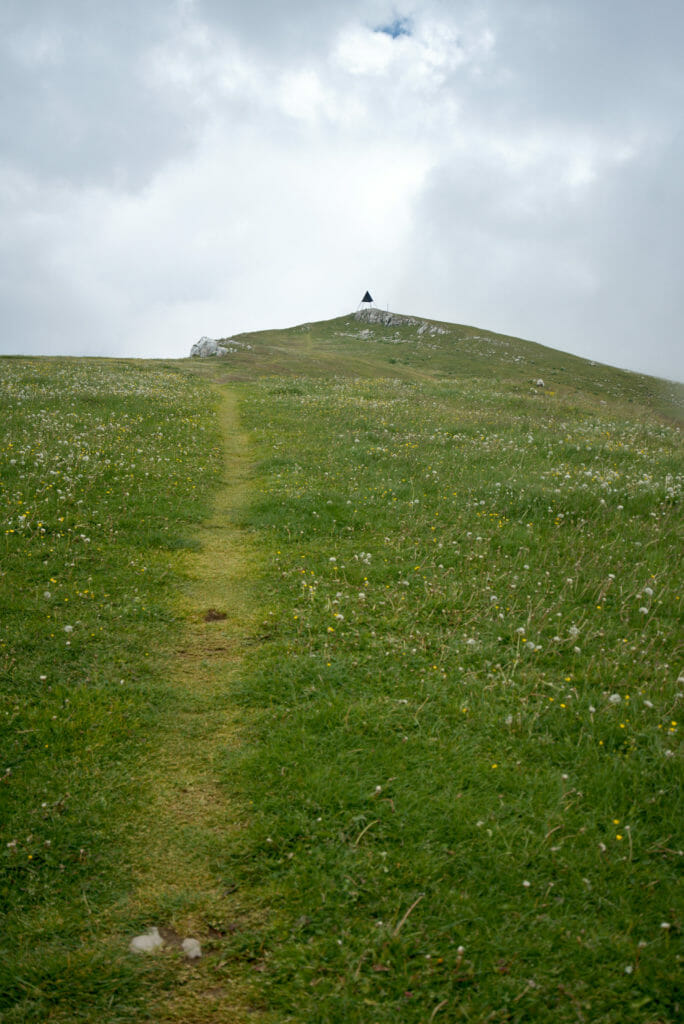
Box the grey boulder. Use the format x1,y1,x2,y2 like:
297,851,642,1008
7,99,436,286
190,336,229,358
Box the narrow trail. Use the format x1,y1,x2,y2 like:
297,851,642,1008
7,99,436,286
122,384,262,1023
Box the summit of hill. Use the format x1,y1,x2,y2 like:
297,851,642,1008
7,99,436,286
186,310,683,423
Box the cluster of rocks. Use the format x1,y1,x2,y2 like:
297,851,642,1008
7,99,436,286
354,308,420,328
129,927,202,960
189,336,252,358
418,322,447,337
354,308,447,336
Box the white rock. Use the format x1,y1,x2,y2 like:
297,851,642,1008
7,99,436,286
190,336,225,357
129,927,164,954
190,335,249,357
182,937,202,960
354,308,420,328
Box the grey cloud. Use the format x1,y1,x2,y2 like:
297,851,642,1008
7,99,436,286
0,0,682,379
1,1,199,188
406,121,684,379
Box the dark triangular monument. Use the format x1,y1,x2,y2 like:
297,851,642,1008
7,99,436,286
361,291,374,304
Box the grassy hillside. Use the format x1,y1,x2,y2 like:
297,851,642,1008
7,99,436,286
189,311,684,421
1,314,682,1022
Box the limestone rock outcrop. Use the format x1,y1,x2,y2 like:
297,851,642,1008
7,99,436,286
189,336,252,357
354,309,420,328
354,308,447,335
190,336,228,357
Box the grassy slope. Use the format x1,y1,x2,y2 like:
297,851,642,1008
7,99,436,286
0,360,228,1020
1,313,682,1022
186,313,683,1022
191,312,683,422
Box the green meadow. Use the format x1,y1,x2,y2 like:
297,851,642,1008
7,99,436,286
1,314,682,1022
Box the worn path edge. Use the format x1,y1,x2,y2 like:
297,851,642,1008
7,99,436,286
125,382,263,1023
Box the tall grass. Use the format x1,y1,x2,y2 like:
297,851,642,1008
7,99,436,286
220,374,682,1022
0,359,222,1021
1,329,681,1023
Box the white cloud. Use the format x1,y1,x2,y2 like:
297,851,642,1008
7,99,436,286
0,0,682,379
334,26,397,76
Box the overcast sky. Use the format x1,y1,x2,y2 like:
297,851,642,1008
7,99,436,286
1,0,682,380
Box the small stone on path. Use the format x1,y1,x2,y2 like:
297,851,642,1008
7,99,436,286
182,937,203,959
129,927,164,954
